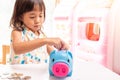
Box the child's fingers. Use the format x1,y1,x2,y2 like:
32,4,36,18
60,41,69,50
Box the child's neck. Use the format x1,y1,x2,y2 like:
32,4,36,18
25,27,40,36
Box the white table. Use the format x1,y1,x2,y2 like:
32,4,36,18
0,58,120,80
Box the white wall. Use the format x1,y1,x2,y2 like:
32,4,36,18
0,0,15,58
43,0,56,37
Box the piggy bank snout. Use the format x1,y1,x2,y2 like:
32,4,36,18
52,62,69,77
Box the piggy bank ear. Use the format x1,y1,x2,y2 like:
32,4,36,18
67,51,73,59
50,50,56,58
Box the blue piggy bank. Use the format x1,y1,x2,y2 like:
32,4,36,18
49,50,73,78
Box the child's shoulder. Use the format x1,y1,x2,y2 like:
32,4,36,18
11,29,22,37
12,29,22,33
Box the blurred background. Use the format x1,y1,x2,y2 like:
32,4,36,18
0,0,120,75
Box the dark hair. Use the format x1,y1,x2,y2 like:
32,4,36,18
10,0,46,31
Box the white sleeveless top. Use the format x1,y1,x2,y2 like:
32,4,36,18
9,28,49,64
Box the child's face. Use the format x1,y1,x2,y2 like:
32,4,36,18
22,4,45,33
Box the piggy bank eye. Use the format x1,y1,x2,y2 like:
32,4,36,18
67,59,70,63
52,58,55,62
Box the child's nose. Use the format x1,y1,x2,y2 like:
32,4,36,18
35,17,40,23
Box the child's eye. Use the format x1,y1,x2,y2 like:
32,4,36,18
30,17,35,19
39,15,43,18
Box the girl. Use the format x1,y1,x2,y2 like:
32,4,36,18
9,0,69,64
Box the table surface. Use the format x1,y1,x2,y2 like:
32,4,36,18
0,58,120,80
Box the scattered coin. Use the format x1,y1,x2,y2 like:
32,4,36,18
0,72,31,80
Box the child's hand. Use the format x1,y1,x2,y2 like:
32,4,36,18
48,38,69,50
60,40,69,50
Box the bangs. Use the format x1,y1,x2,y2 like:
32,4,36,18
35,1,45,12
23,0,45,12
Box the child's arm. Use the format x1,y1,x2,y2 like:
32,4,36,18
11,30,49,54
47,45,54,55
11,30,69,54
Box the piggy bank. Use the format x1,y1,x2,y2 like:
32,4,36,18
49,50,73,78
